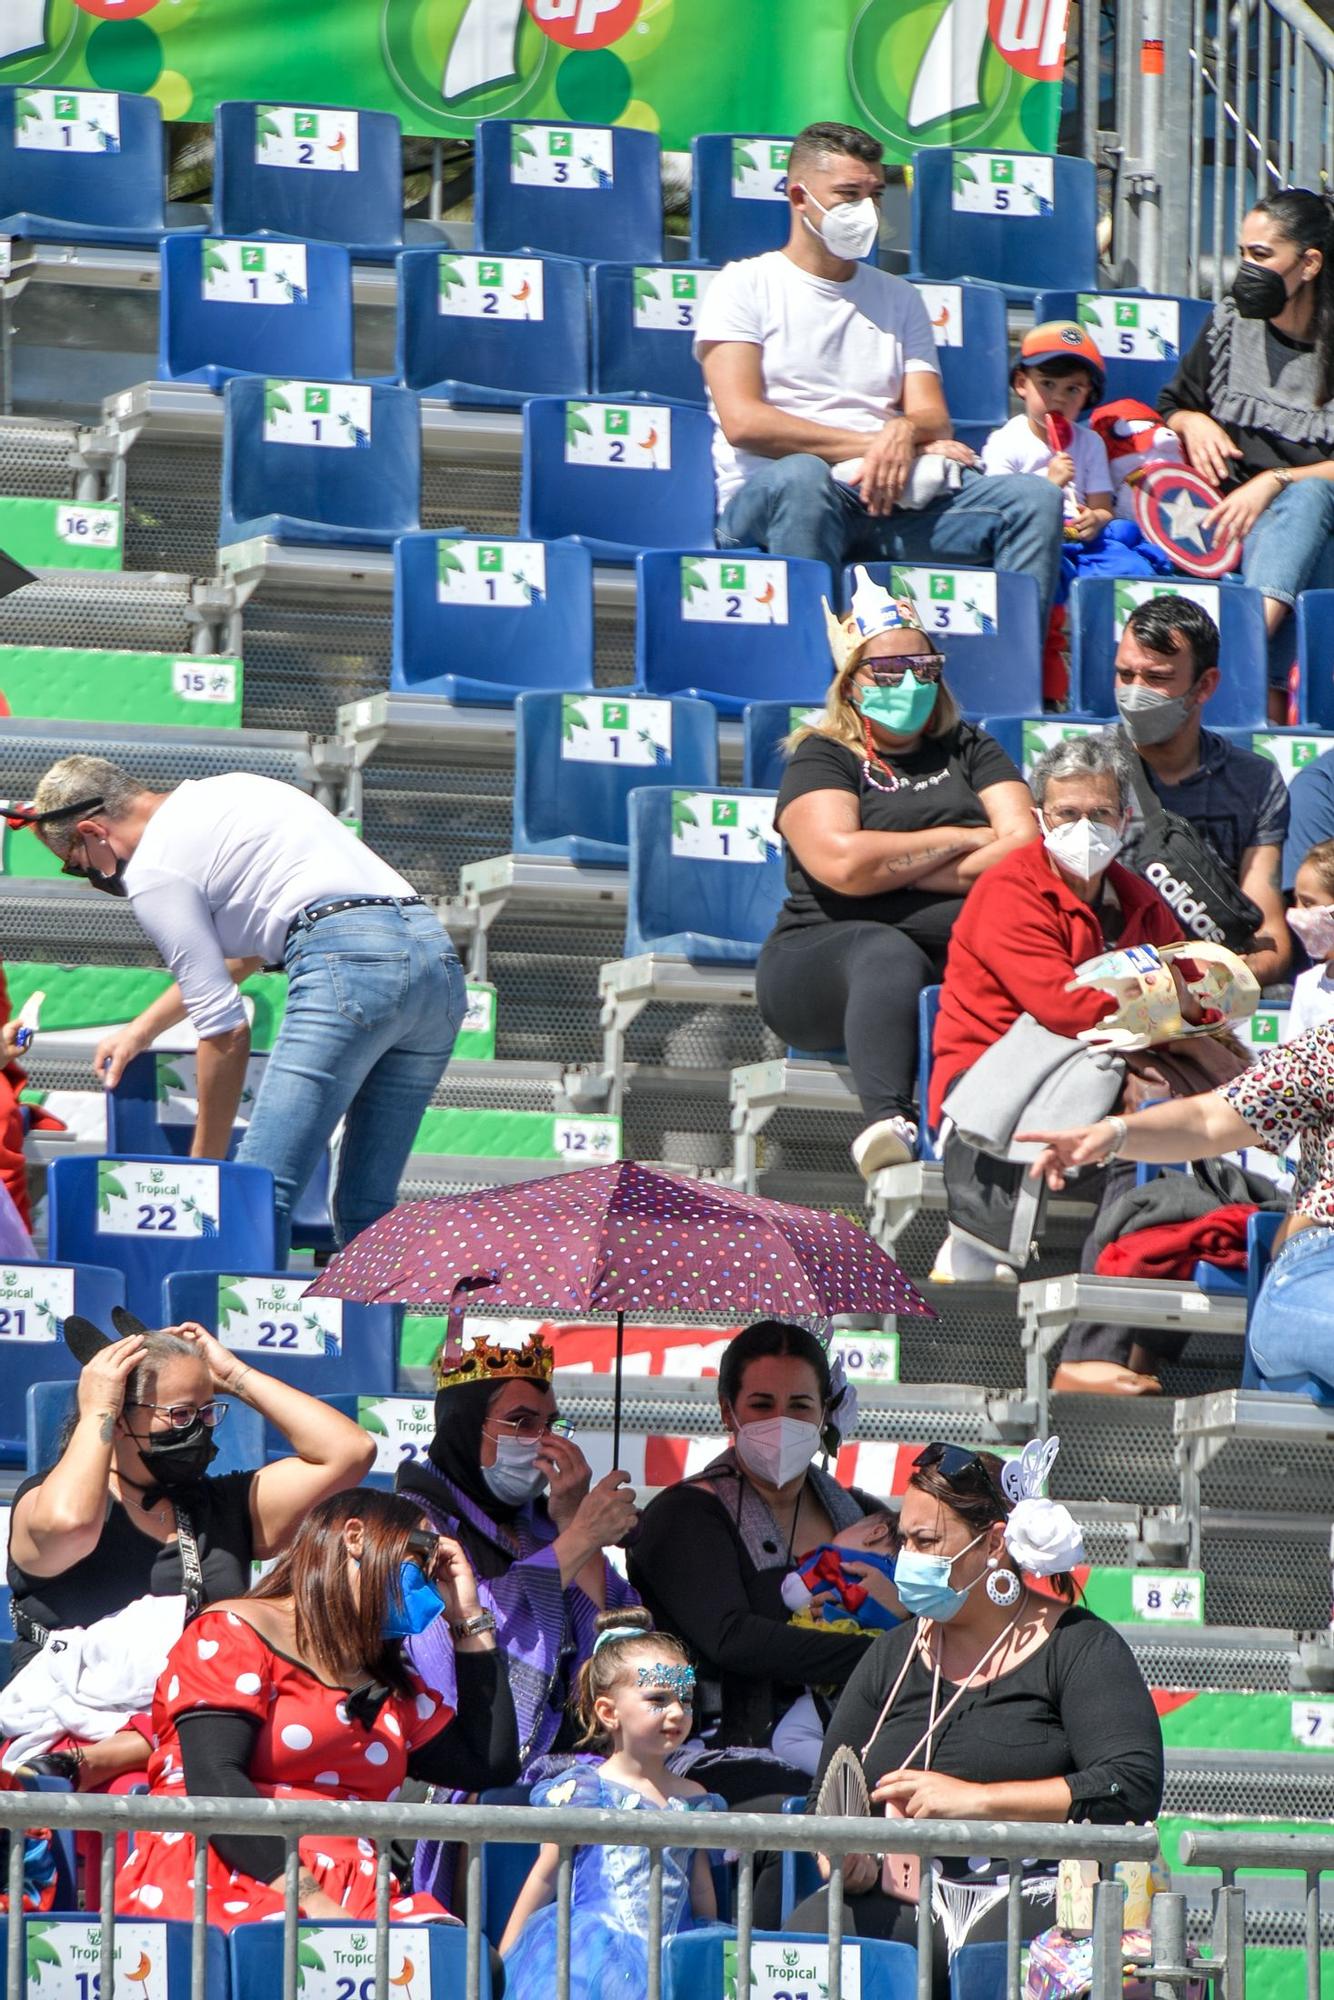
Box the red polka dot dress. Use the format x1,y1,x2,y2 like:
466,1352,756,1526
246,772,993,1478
115,1608,454,1930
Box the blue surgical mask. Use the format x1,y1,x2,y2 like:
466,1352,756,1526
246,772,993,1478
382,1560,447,1641
893,1530,986,1622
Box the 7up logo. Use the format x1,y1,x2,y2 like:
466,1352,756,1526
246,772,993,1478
550,129,573,156
242,246,267,273
1116,302,1140,327
605,408,629,436
603,702,628,728
721,563,746,589
305,387,330,414
712,800,738,828
54,95,78,120
990,158,1015,182
295,113,318,138
477,545,504,572
929,574,955,601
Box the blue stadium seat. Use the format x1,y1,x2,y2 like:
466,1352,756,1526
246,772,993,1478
106,1051,333,1256
163,1271,398,1398
396,248,589,409
391,533,595,705
1034,289,1212,407
476,118,661,263
777,1794,822,1918
1295,591,1334,728
521,397,716,564
591,262,714,407
48,1155,278,1326
220,376,421,550
0,87,187,249
214,100,427,264
855,563,1044,721
663,1932,916,2000
690,133,794,264
742,699,824,792
910,147,1098,302
952,1941,1009,2000
514,691,718,865
158,233,353,391
233,1921,484,1997
911,279,1010,433
1,1919,229,1996
624,785,784,965
478,1784,538,1946
27,1379,264,1478
1068,577,1268,726
1241,1208,1333,1400
919,983,943,1162
637,552,833,715
0,1261,123,1464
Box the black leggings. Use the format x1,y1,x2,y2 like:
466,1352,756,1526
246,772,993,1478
756,912,960,1124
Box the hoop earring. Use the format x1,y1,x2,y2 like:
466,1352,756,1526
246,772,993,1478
986,1562,1021,1607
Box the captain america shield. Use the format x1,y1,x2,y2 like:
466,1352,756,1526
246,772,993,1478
1133,461,1242,579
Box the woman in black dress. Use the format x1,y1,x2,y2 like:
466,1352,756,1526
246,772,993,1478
792,1442,1163,1990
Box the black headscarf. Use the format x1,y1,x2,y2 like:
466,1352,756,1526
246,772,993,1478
422,1378,522,1523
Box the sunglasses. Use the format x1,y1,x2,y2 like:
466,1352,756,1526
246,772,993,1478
405,1528,441,1572
126,1400,227,1431
913,1440,1003,1500
861,652,946,686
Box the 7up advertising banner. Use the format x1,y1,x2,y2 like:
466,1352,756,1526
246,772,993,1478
0,1,1068,159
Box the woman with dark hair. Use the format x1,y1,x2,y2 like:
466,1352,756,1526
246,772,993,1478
790,1441,1163,1991
1160,188,1334,719
114,1488,518,1927
629,1320,894,1786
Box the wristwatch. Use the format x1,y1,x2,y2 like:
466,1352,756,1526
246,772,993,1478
451,1610,497,1640
1271,468,1295,491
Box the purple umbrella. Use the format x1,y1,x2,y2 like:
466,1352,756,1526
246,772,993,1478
306,1162,932,1457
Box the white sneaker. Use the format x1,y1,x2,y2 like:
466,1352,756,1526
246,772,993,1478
928,1228,1019,1286
850,1116,918,1180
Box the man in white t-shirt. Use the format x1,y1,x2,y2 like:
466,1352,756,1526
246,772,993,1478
695,120,1064,611
27,755,466,1260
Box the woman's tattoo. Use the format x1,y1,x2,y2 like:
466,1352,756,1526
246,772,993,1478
298,1869,322,1900
885,843,961,876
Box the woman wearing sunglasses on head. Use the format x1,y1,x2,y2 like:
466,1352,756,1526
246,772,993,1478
754,569,1038,1182
4,1312,374,1790
792,1441,1163,1994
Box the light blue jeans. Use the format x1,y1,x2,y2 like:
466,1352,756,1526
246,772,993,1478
716,456,1066,616
1247,1223,1334,1388
1241,477,1334,687
237,901,466,1261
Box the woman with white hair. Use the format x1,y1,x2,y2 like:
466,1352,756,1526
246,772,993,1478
755,568,1037,1180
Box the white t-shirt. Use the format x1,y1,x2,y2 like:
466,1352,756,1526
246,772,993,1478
1284,961,1334,1041
124,774,415,1037
981,413,1112,519
693,250,941,510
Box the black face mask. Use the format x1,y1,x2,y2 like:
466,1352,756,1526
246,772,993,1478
62,855,128,897
138,1418,218,1492
1231,261,1291,320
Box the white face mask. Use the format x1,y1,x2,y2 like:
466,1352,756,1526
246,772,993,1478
1041,813,1124,882
482,1434,546,1505
1287,902,1334,959
798,185,880,262
734,1415,823,1487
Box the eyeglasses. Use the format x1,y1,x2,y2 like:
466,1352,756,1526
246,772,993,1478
1042,807,1124,831
913,1440,1003,1501
862,652,946,686
487,1413,577,1443
125,1400,227,1431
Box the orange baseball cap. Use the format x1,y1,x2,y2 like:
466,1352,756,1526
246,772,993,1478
1013,320,1106,398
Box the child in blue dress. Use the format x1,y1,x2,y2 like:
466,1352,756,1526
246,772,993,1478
500,1608,722,2000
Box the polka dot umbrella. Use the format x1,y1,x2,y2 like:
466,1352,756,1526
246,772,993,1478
305,1161,932,1457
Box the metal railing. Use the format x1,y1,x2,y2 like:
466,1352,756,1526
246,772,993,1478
1180,1828,1334,2000
0,1792,1220,2000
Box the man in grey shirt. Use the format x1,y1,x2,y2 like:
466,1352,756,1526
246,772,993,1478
27,755,466,1259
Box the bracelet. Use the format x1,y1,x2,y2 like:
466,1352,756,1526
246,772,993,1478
451,1610,497,1640
1103,1116,1129,1161
1271,468,1295,491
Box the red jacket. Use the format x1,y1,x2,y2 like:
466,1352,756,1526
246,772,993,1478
928,839,1182,1128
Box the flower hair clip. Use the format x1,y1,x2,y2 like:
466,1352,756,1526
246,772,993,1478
1000,1436,1085,1577
636,1662,696,1700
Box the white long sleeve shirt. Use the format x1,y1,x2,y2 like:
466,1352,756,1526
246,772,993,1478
123,774,415,1037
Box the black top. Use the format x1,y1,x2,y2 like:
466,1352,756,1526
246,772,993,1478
810,1606,1164,1827
7,1469,257,1672
629,1475,878,1748
1158,313,1329,481
770,726,1021,936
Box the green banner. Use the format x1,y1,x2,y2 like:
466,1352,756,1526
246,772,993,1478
0,1,1067,158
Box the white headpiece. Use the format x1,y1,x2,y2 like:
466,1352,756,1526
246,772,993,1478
1001,1436,1085,1575
822,565,927,674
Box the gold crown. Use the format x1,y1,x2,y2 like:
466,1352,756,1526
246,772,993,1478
433,1332,555,1391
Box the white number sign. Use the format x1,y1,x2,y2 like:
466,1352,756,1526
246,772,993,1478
632,266,715,332
913,283,964,348
552,1117,621,1159
670,791,778,864
1020,719,1098,780
1112,580,1219,640
95,1161,220,1239
55,504,121,550
510,123,613,190
1251,733,1334,788
564,401,672,471
215,1276,344,1358
560,696,674,767
951,153,1053,215
680,556,790,625
437,253,545,321
255,106,360,174
156,1052,264,1127
730,138,791,200
171,660,238,705
828,1330,900,1385
1130,1572,1204,1623
264,380,371,449
1076,294,1181,364
462,985,496,1036
0,1262,72,1343
294,1926,430,2000
202,238,308,306
435,538,546,607
1291,1700,1334,1750
15,90,120,155
358,1396,438,1477
23,1919,171,2000
724,1938,862,2000
891,565,998,635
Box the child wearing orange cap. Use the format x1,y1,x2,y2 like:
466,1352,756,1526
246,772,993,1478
982,321,1115,543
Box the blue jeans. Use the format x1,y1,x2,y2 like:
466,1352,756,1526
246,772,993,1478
236,902,466,1261
1247,1224,1334,1388
1241,478,1334,687
717,456,1066,616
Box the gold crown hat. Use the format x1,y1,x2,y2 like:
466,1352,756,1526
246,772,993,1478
433,1330,555,1392
822,565,929,675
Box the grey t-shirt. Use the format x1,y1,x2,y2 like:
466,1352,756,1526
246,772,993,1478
1115,725,1290,879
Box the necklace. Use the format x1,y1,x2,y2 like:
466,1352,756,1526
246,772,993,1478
112,1471,171,1528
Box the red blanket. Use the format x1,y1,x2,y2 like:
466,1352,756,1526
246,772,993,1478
1095,1203,1258,1280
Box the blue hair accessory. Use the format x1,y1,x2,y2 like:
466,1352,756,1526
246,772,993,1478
593,1625,650,1654
636,1662,696,1700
